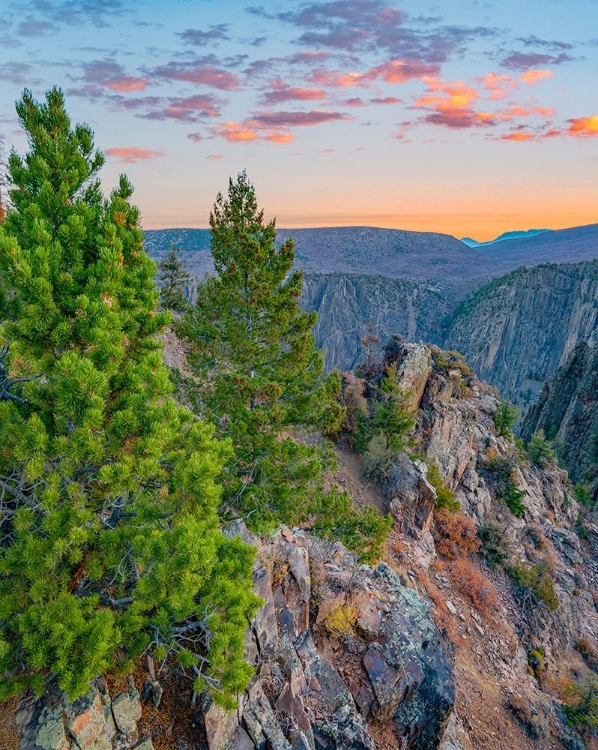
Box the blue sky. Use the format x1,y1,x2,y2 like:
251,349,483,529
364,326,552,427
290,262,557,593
1,0,598,239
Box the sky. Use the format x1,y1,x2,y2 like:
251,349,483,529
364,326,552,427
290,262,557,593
1,0,598,240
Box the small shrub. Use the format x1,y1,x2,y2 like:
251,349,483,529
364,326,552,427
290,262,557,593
356,362,414,470
450,558,497,617
575,638,598,670
508,559,559,612
362,433,394,476
340,373,368,435
562,675,598,731
528,647,546,674
435,349,473,378
478,520,512,569
526,522,547,550
508,694,547,740
427,462,460,512
494,400,520,440
527,430,556,468
484,455,527,517
433,510,481,560
324,604,358,638
574,483,593,508
313,490,391,564
509,694,533,723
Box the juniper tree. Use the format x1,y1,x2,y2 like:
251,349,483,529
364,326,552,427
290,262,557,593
157,243,190,312
179,172,388,560
0,89,259,704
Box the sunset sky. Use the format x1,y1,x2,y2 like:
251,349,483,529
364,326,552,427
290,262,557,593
1,0,597,240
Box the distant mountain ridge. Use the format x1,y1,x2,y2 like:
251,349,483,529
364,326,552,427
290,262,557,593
145,224,598,394
144,223,598,294
144,226,495,296
461,229,551,247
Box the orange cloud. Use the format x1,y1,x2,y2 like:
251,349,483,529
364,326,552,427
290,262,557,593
105,147,165,163
309,59,438,89
500,132,536,141
263,132,296,143
567,116,598,137
212,122,259,142
206,154,224,160
412,78,486,129
415,78,479,110
521,70,553,85
210,121,296,144
105,77,150,93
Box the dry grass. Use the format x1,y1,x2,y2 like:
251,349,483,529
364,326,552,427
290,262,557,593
449,558,497,619
324,603,358,638
433,510,481,560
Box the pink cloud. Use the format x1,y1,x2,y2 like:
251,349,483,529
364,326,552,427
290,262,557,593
206,154,224,160
478,73,517,100
306,58,437,89
521,69,553,85
161,94,222,120
251,110,349,127
342,97,366,107
105,147,165,163
370,96,402,105
261,78,326,104
152,63,239,90
368,59,439,84
210,109,347,144
105,76,150,93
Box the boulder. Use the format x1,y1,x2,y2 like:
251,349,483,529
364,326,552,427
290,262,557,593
385,455,437,537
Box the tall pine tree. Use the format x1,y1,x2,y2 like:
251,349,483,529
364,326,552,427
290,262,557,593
157,243,190,312
179,172,389,560
0,89,259,704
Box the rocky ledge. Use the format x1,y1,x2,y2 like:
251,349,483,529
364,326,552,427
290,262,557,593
204,521,455,750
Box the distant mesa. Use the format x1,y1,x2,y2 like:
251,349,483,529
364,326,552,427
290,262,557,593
461,229,552,248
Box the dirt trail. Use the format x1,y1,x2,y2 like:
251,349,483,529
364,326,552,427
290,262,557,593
329,442,388,515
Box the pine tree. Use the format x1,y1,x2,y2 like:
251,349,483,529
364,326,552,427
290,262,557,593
178,172,388,559
0,133,7,223
494,400,520,440
157,243,190,312
527,429,556,468
0,89,259,704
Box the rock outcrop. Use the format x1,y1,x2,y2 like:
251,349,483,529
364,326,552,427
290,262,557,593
301,274,451,372
445,261,598,408
15,677,150,750
214,521,455,750
522,340,598,488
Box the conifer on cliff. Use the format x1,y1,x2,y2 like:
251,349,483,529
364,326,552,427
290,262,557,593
179,172,389,560
0,89,258,704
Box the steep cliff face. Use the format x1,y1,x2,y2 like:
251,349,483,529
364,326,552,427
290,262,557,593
301,273,452,371
372,344,598,749
445,262,598,406
522,341,598,488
